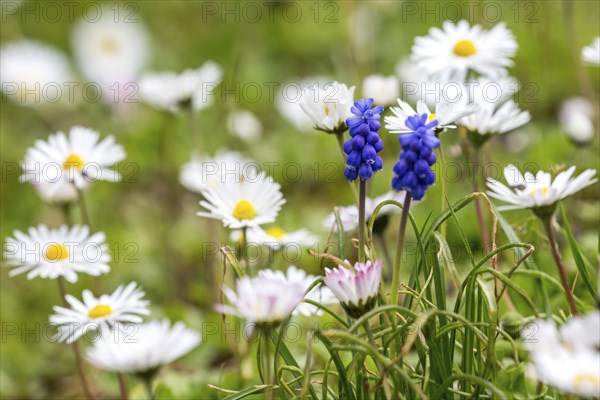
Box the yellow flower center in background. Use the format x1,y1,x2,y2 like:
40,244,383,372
573,373,600,387
266,227,286,239
453,40,477,57
233,200,257,220
88,304,113,319
63,153,85,171
45,244,69,261
529,187,549,197
428,113,437,122
100,36,119,54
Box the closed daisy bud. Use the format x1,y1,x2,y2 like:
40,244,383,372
323,260,382,318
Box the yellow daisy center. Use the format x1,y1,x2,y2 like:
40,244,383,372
266,227,286,239
453,40,477,57
45,244,69,261
100,36,119,54
233,200,257,220
428,113,437,122
573,373,600,387
63,153,85,171
88,304,113,319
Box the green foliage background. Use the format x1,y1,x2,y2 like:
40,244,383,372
1,1,598,398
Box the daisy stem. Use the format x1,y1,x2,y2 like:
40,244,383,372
470,151,490,253
358,180,367,263
335,132,359,205
117,373,129,400
391,194,412,309
188,108,203,153
76,188,92,231
263,330,273,389
143,376,155,400
543,218,579,315
57,278,95,400
240,227,248,271
438,142,448,238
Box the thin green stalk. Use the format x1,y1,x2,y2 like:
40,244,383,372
143,376,155,400
76,188,92,230
57,278,94,400
438,141,448,238
391,194,412,308
469,150,490,252
358,180,367,263
188,108,203,153
544,218,578,315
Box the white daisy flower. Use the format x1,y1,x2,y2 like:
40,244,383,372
3,224,110,283
299,81,355,133
458,78,531,138
385,97,477,134
86,319,200,374
257,266,338,317
20,126,126,198
180,151,258,194
71,6,149,94
276,77,329,132
226,109,263,143
559,97,595,145
362,75,399,106
411,20,517,82
197,171,285,229
50,282,150,343
234,226,318,250
582,37,600,65
324,191,408,233
138,62,223,112
486,164,597,211
217,273,305,325
323,260,382,318
524,312,600,397
0,40,73,107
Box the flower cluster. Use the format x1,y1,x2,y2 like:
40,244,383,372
391,114,440,200
343,99,385,181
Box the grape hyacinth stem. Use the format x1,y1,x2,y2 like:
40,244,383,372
358,180,367,263
391,194,412,309
117,373,129,400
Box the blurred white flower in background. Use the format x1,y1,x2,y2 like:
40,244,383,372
231,226,318,250
3,225,110,283
50,282,150,343
258,266,338,316
0,40,74,107
139,61,223,112
87,320,200,374
226,109,263,143
559,97,596,144
299,81,355,133
582,37,600,65
524,312,600,397
324,191,407,233
412,20,517,82
362,74,399,106
71,6,150,104
458,78,531,137
276,77,329,132
21,126,126,199
180,150,257,194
